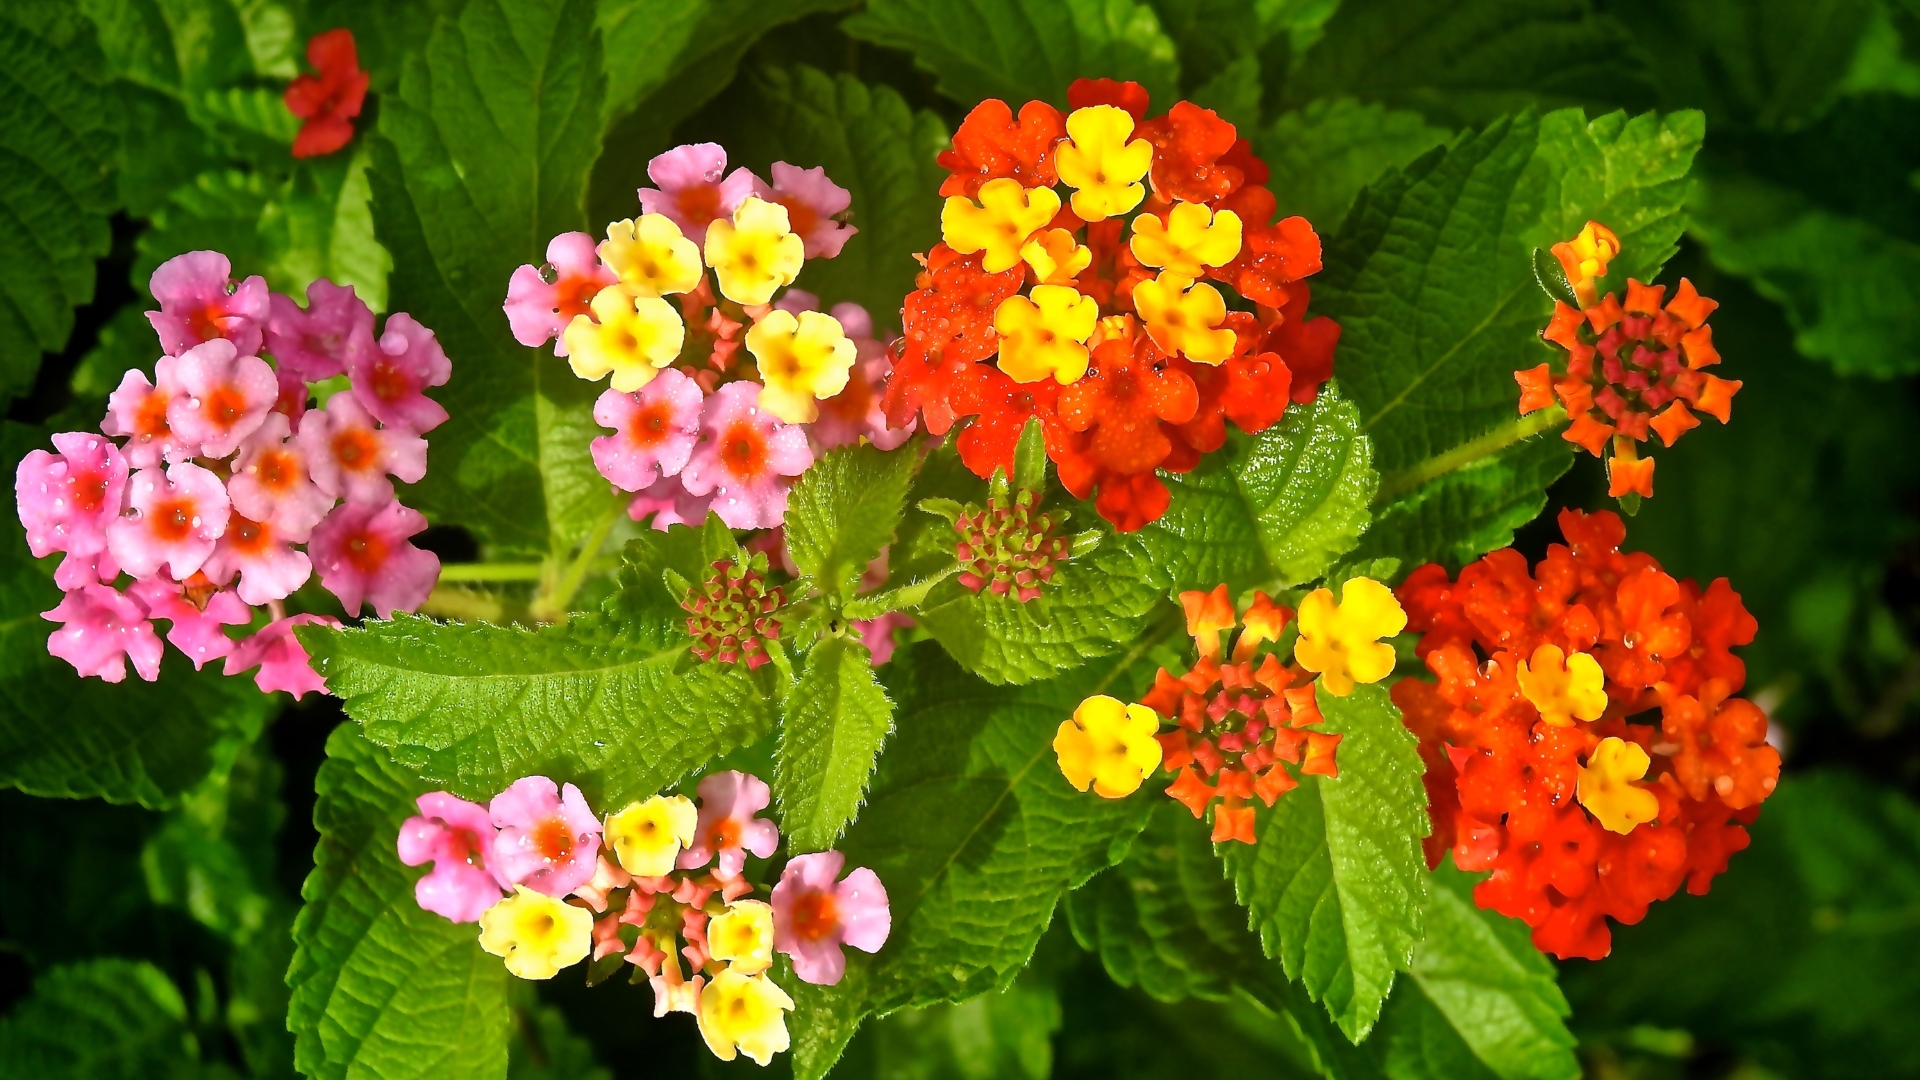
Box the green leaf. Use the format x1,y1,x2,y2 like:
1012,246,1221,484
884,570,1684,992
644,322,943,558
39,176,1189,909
842,566,961,619
0,958,200,1079
367,0,608,554
506,983,613,1080
1257,97,1454,228
1012,417,1049,493
860,971,1063,1080
80,0,254,92
0,2,119,407
843,0,1182,110
787,644,1160,1079
1136,382,1375,596
302,612,779,808
1324,108,1701,567
1217,682,1429,1041
785,442,919,597
775,635,896,851
289,725,512,1080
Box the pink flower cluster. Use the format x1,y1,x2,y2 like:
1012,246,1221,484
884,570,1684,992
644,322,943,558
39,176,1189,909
400,769,891,1004
14,252,449,695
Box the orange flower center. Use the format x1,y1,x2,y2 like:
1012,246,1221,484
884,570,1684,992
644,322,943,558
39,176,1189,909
256,448,298,491
789,891,839,941
343,529,388,574
187,303,227,343
150,496,196,542
204,384,248,429
368,358,411,404
676,186,722,231
71,468,110,514
628,401,677,448
228,515,272,555
332,427,379,472
532,815,574,863
135,390,172,438
720,423,766,478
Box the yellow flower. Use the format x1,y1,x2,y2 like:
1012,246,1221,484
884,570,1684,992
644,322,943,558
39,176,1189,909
704,196,805,305
1551,220,1621,307
1577,737,1659,835
942,178,1061,274
744,308,856,423
697,966,795,1066
562,286,685,392
1129,203,1243,278
1294,577,1407,697
477,886,594,980
1132,273,1235,365
994,285,1098,384
605,794,697,877
1055,105,1153,222
707,899,775,976
1054,694,1163,798
600,214,704,297
1021,228,1092,285
1515,644,1608,727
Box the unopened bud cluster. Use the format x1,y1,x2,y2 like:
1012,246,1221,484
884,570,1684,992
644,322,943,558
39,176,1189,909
681,554,783,668
954,490,1070,602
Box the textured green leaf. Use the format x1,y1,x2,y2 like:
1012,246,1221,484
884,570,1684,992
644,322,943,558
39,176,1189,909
860,972,1063,1080
787,644,1160,1079
776,635,896,851
289,725,511,1080
0,958,199,1079
80,0,254,93
302,611,778,808
368,0,607,554
0,3,119,407
1217,683,1429,1041
786,442,919,598
1258,97,1452,228
1137,382,1375,596
844,0,1182,110
697,66,950,320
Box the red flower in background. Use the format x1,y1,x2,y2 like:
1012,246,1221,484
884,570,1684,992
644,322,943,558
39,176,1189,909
285,29,370,159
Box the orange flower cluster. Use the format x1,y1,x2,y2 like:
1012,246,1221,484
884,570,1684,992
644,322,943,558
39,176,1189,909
1517,222,1739,500
1142,586,1341,843
882,79,1341,532
1393,509,1779,959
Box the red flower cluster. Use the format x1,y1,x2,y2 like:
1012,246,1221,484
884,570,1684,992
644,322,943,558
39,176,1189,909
884,79,1341,532
284,29,369,159
1143,586,1340,843
1393,509,1778,959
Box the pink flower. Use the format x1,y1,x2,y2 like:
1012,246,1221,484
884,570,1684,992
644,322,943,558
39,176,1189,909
229,414,332,540
265,279,375,382
810,305,915,452
15,432,127,587
505,232,614,355
200,512,313,605
678,771,779,877
146,251,270,358
271,367,310,430
627,474,713,530
771,850,891,985
102,364,185,468
296,392,428,504
348,313,451,433
43,584,164,683
165,338,278,459
107,462,230,580
223,613,337,697
127,578,252,670
773,288,820,315
769,162,856,260
853,612,913,666
679,382,813,530
306,498,439,618
399,792,507,923
591,369,703,492
489,776,603,897
637,143,767,245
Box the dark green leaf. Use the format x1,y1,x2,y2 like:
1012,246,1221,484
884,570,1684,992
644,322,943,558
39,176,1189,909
0,959,200,1079
775,635,896,851
1258,97,1453,228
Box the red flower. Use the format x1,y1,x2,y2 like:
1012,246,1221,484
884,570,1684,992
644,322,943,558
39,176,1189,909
937,99,1066,198
1067,77,1150,119
1136,102,1244,206
1259,282,1340,404
952,365,1068,479
1216,216,1323,310
285,29,369,159
1057,335,1197,476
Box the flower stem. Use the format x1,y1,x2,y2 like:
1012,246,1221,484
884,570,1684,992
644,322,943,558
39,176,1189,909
436,562,547,583
1374,407,1568,504
530,502,626,622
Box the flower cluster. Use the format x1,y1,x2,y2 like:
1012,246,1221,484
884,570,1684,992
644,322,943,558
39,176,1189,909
1518,221,1739,500
283,29,368,160
681,554,784,670
506,144,912,533
1054,577,1404,842
883,78,1341,532
14,252,447,694
399,770,890,1066
951,489,1071,601
1394,509,1777,959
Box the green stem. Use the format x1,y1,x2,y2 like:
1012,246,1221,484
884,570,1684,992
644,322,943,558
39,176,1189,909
532,502,625,620
437,562,547,582
1374,407,1568,504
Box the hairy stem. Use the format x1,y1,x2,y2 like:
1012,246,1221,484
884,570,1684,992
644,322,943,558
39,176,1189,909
530,502,626,621
1374,407,1568,504
436,562,547,583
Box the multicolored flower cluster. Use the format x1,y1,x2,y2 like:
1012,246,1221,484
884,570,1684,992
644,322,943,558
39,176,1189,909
1054,577,1404,842
1518,221,1739,500
1394,509,1777,959
883,79,1341,533
14,252,447,695
506,144,911,532
399,769,890,1066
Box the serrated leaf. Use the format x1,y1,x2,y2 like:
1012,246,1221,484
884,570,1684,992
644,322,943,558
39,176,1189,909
289,726,511,1080
785,443,919,597
1530,246,1579,308
0,958,199,1079
1217,682,1429,1041
786,644,1160,1079
300,612,778,808
1012,417,1048,493
1136,382,1375,596
775,635,895,851
844,0,1182,110
1258,97,1453,228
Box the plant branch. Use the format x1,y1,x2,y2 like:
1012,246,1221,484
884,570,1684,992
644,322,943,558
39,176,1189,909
1374,407,1568,504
